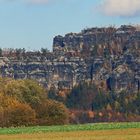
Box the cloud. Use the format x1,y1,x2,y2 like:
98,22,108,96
100,0,140,17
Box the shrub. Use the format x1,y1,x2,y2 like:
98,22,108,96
8,102,36,127
0,93,36,127
36,100,69,125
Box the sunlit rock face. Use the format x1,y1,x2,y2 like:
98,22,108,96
0,25,140,92
52,25,140,92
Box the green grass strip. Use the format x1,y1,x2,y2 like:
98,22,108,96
0,122,140,135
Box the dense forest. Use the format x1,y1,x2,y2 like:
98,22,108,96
48,82,140,124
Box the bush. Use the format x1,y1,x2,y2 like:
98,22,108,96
36,100,69,125
8,102,36,127
0,93,36,127
3,79,46,107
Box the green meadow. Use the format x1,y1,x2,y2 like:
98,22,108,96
0,122,140,140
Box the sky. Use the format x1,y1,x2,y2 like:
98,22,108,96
0,0,140,51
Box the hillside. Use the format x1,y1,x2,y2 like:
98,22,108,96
0,25,140,124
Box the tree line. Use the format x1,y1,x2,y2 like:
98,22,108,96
1,78,140,127
48,82,140,123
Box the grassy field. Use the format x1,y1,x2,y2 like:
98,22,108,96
0,122,140,140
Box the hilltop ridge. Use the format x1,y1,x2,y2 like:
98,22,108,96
0,25,139,93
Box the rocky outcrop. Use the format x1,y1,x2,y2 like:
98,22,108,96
0,25,140,92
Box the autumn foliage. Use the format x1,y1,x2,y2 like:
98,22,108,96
0,78,69,127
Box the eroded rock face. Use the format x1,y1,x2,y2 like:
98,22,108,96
52,25,140,92
0,25,140,92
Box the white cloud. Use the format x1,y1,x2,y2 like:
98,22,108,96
100,0,140,17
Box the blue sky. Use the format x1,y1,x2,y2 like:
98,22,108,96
0,0,140,51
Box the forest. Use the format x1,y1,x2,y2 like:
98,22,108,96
0,77,140,127
49,82,140,123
